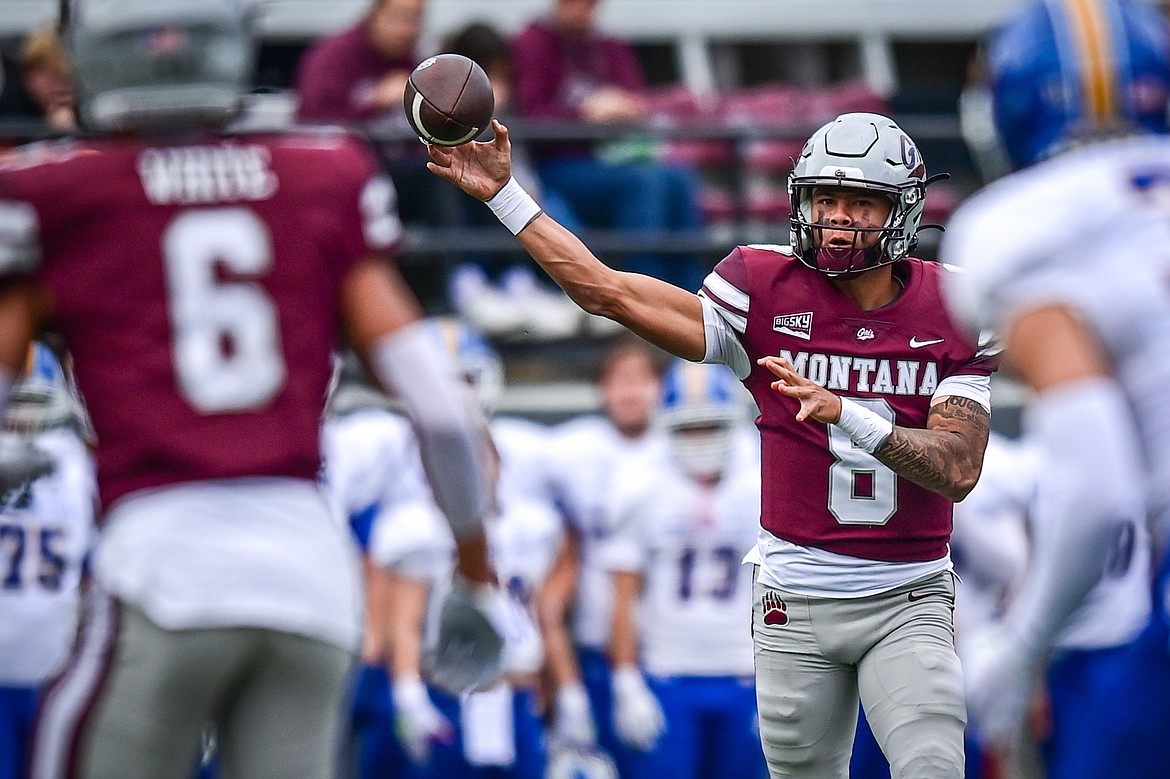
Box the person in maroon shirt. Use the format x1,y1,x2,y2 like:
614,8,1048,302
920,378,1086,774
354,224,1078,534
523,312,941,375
426,111,995,778
16,27,76,133
295,0,420,124
0,2,504,777
511,0,708,292
295,0,461,283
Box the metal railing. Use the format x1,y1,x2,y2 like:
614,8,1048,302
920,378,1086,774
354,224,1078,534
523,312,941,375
0,113,966,262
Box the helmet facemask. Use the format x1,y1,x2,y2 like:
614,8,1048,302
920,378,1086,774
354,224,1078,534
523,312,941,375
657,361,746,481
6,344,85,436
666,417,737,480
788,113,931,276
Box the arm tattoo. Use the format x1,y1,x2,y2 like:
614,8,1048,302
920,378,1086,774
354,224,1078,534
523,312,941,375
873,396,991,502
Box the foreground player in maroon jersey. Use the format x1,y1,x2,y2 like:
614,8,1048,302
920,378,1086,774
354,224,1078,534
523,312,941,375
0,2,503,778
428,113,996,778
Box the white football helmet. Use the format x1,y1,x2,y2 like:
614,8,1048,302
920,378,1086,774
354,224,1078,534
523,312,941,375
789,112,934,276
6,342,86,435
426,316,504,414
63,0,255,132
657,359,744,480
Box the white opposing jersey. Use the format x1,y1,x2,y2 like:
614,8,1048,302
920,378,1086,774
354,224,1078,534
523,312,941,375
490,498,563,610
488,497,564,676
491,416,554,510
950,433,1033,652
943,137,1170,543
546,415,670,650
954,432,1150,653
603,429,760,677
321,408,428,520
369,499,456,650
365,417,563,671
0,429,95,685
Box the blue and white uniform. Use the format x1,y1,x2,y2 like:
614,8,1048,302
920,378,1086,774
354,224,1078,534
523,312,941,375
944,136,1170,778
602,360,766,779
545,415,669,772
0,428,95,779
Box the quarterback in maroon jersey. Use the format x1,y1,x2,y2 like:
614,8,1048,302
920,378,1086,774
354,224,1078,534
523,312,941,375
427,112,995,778
0,2,502,778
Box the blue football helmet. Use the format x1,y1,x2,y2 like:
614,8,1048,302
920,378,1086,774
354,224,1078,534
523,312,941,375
987,0,1170,170
426,316,504,414
658,359,745,479
62,0,255,132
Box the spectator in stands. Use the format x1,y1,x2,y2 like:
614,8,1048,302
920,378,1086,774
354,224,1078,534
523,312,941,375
511,0,709,292
295,0,420,125
295,0,462,306
2,27,76,133
20,28,75,133
444,22,590,341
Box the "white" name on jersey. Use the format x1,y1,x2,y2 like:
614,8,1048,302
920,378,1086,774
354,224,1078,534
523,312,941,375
137,145,279,205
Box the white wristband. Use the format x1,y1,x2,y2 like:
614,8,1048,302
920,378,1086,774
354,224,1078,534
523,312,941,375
833,398,893,454
485,177,542,235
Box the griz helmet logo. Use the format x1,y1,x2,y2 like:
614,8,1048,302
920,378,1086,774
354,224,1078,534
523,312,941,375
898,134,926,177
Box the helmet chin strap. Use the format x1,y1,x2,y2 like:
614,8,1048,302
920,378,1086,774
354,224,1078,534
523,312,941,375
815,244,885,276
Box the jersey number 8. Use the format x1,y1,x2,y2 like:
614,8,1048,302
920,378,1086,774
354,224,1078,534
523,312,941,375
827,397,897,525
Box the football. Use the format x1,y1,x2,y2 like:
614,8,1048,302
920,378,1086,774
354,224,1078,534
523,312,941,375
403,54,495,147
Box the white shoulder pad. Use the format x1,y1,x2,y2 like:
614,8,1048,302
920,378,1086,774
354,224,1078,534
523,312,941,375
369,500,455,572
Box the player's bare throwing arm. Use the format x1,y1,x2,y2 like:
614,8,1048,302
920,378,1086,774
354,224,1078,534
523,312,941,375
428,112,996,778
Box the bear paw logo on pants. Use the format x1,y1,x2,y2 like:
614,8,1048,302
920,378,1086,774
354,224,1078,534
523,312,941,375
761,590,788,626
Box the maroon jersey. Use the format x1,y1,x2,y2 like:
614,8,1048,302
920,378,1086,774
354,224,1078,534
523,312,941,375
0,131,401,510
701,247,995,562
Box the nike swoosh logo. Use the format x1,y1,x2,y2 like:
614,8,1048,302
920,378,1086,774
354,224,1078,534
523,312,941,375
907,590,939,602
909,337,944,348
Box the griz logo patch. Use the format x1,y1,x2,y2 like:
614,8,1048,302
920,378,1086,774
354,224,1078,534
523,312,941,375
761,590,789,626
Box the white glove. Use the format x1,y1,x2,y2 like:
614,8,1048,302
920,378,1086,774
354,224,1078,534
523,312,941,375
392,674,453,765
551,682,597,748
0,433,54,503
497,590,544,677
963,625,1040,746
425,576,507,695
611,666,665,752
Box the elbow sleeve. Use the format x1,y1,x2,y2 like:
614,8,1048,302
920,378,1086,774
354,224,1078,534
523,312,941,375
369,323,491,540
1009,377,1147,651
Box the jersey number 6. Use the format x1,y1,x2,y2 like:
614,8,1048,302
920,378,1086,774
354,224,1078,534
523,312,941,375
163,207,287,414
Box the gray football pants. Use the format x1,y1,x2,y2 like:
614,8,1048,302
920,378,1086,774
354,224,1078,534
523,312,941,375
33,596,354,779
753,570,966,779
